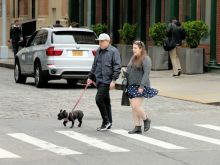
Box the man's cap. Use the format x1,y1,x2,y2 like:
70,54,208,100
96,33,110,41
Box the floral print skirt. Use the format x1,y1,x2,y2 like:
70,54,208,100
127,85,158,99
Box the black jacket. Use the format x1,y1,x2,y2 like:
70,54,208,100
88,45,121,85
10,25,23,42
166,23,185,46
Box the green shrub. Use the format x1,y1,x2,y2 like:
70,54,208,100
118,23,137,44
182,20,208,48
149,22,166,46
91,23,107,36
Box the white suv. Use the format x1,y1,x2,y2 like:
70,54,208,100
14,27,99,88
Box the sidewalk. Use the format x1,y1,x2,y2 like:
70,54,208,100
0,49,14,69
1,51,220,105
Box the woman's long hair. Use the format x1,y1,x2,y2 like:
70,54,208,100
129,41,147,68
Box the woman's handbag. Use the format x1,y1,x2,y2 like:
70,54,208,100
121,90,130,106
115,69,128,90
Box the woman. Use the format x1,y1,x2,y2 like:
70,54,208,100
127,41,158,134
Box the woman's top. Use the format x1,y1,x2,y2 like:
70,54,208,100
127,55,152,88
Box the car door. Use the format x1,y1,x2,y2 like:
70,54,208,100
25,30,48,74
19,31,38,73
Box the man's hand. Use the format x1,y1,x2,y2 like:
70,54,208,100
109,81,115,90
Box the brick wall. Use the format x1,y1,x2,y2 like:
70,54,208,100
216,0,220,63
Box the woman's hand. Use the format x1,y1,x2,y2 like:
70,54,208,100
138,88,144,94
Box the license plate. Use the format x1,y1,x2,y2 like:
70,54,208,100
72,51,83,56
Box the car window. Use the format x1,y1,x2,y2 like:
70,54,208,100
30,30,48,46
26,31,38,47
52,31,97,44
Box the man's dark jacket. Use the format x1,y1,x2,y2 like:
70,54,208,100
88,45,121,85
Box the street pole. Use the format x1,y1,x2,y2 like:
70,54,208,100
0,0,8,59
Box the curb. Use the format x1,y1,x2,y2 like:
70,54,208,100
0,62,14,69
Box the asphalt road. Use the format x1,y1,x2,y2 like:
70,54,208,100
1,67,220,165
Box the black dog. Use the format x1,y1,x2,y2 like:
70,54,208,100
57,109,84,128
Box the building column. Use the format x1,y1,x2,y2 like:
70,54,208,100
0,0,8,59
86,0,95,27
170,0,179,20
123,0,132,24
110,0,119,43
155,0,161,23
79,0,84,26
191,0,197,20
101,0,107,24
196,0,201,20
208,0,217,67
68,0,79,23
161,0,165,22
137,0,146,42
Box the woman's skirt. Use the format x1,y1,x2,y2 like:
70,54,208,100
127,85,158,99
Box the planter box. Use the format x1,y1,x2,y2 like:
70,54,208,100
177,47,204,74
117,44,133,67
148,46,169,70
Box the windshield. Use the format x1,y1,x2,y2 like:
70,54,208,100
52,31,97,44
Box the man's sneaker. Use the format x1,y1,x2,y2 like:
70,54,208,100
98,122,111,132
107,123,112,129
96,123,105,131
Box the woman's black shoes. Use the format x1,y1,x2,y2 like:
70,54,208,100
128,126,142,134
143,118,151,132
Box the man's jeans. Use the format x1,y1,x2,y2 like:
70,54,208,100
95,84,112,125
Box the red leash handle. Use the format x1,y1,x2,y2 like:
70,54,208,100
71,82,96,112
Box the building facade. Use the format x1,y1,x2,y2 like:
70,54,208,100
0,0,68,43
0,0,220,68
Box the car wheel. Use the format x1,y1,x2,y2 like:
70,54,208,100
66,79,78,87
14,61,27,84
34,63,47,88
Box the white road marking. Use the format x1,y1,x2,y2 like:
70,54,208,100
8,133,82,155
153,126,220,146
0,148,20,159
196,124,220,131
110,129,185,149
56,131,130,152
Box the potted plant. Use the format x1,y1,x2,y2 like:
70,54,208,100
117,23,137,66
178,20,209,74
91,23,107,36
148,22,169,70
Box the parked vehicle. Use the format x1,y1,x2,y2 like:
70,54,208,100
14,27,99,88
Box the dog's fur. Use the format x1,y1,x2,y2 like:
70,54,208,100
57,109,84,128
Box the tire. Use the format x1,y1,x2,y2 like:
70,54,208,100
14,61,27,84
34,63,47,88
66,79,78,87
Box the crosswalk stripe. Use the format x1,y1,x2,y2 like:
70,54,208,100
56,131,130,152
8,133,82,155
196,124,220,131
110,129,185,149
153,126,220,146
0,148,20,159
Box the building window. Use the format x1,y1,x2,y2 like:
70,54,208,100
200,0,211,44
182,0,191,21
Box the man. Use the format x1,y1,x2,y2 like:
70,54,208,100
87,33,121,131
166,18,185,77
53,20,63,27
10,20,23,56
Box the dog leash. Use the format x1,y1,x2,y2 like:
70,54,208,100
71,82,96,113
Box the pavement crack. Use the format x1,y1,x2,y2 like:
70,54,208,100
155,152,189,165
